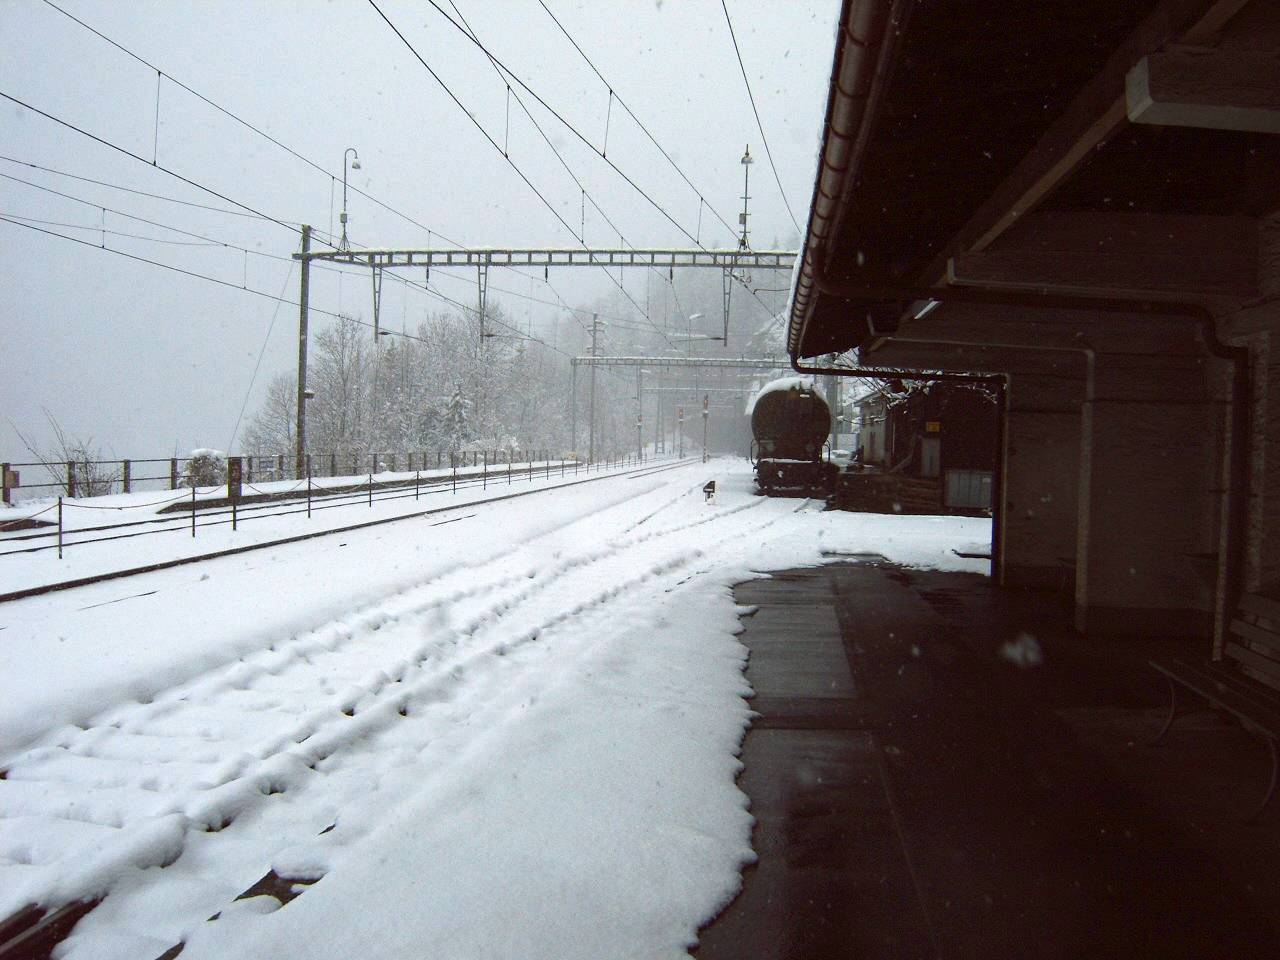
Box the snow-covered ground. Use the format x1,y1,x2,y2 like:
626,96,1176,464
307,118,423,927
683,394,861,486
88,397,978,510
0,459,989,959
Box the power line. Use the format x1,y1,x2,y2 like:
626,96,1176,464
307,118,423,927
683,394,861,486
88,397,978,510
0,90,309,242
419,0,707,249
1,171,285,252
719,0,802,235
0,155,291,223
0,215,355,323
1,212,224,246
36,0,462,249
227,261,296,452
367,0,583,247
4,164,612,342
441,1,676,350
415,1,780,322
534,0,739,243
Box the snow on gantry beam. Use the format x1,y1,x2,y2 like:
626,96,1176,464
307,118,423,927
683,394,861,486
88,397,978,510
299,248,798,270
570,356,789,368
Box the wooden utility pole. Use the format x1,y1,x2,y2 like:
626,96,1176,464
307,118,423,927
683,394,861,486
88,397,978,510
296,225,311,480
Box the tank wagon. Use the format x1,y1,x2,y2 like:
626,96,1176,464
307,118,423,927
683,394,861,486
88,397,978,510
750,377,839,493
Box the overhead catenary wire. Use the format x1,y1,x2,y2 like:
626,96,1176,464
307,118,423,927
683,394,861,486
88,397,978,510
226,261,297,453
413,0,781,322
36,0,463,250
0,155,295,223
534,0,740,243
441,0,677,351
0,212,223,247
0,216,404,342
4,165,622,349
719,0,802,235
418,0,707,249
367,0,582,248
0,90,312,244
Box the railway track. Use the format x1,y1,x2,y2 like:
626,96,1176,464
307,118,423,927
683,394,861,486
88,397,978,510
0,473,814,959
0,459,594,556
0,457,692,605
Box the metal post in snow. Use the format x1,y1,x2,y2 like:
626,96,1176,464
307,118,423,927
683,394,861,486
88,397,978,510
483,450,487,490
57,496,63,559
307,476,312,518
369,473,373,507
191,485,196,537
122,459,131,494
232,496,237,531
452,454,457,495
415,470,420,500
296,224,311,480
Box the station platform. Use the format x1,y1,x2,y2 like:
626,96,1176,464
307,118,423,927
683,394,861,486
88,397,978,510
696,560,1280,959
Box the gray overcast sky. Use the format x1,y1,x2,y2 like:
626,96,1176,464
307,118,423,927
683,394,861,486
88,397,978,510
1,0,838,458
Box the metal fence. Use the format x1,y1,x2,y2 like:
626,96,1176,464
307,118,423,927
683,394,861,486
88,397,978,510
1,449,589,505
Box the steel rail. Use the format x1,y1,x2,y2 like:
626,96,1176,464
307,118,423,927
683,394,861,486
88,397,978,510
0,458,695,604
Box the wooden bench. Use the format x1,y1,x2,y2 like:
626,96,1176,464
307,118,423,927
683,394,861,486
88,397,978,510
1149,593,1280,820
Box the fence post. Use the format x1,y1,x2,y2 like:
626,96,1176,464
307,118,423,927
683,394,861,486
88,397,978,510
331,452,337,477
191,485,196,537
306,453,312,480
389,453,396,472
1,462,10,505
483,451,487,490
452,453,457,495
277,454,284,481
66,460,76,497
369,473,373,507
307,476,312,518
415,470,420,500
122,459,131,494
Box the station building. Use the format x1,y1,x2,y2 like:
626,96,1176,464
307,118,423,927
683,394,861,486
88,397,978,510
787,0,1280,646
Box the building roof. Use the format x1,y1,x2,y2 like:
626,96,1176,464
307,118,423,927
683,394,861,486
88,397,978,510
787,0,1280,359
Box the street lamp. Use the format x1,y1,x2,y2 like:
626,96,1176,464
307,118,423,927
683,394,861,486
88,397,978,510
339,147,361,252
738,145,753,251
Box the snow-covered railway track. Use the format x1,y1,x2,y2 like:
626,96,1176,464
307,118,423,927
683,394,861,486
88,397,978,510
0,457,694,605
0,474,809,959
0,461,580,553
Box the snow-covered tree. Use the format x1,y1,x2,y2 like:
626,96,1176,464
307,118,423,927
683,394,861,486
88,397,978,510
441,380,471,451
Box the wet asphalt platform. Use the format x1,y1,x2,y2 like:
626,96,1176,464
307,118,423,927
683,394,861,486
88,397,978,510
695,560,1279,960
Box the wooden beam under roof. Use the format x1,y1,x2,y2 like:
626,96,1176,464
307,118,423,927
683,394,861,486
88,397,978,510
1127,48,1280,133
918,0,1254,283
947,211,1258,300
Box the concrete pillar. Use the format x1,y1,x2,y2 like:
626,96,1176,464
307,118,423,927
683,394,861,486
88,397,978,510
1247,330,1280,593
1002,371,1084,592
1075,354,1223,637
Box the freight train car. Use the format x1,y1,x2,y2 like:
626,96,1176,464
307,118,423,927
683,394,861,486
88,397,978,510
750,377,839,493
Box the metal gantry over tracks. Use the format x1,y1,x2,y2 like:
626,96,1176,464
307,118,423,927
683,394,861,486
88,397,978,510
289,237,796,471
